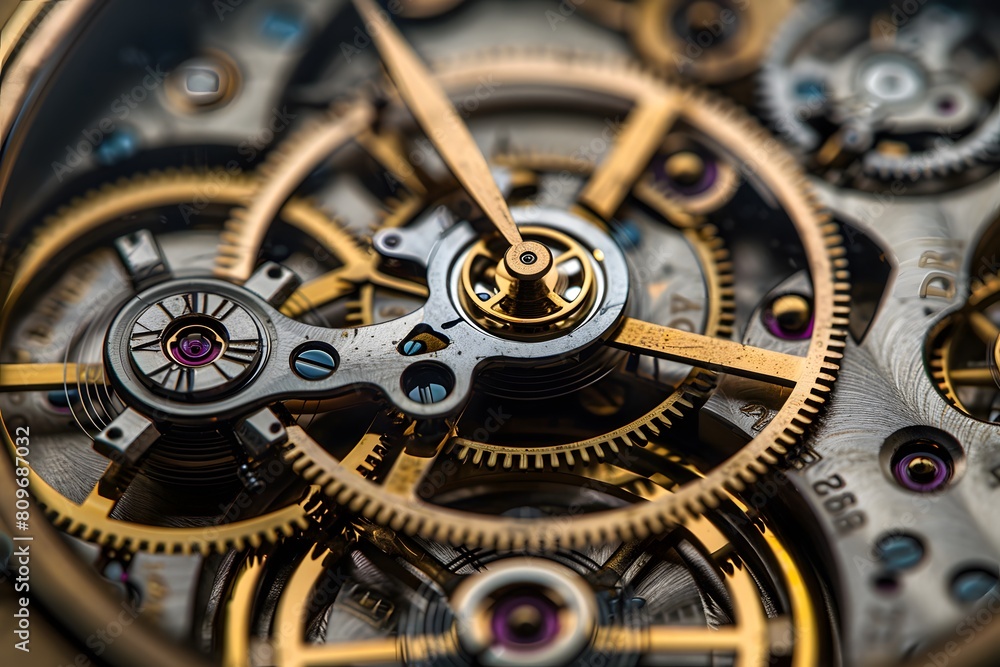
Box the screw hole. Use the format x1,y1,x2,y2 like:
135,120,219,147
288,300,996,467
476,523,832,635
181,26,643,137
106,427,123,440
400,362,455,405
872,573,900,594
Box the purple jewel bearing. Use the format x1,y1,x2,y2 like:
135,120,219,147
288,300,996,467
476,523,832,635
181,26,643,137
893,451,951,493
168,325,224,367
491,593,561,650
452,558,597,667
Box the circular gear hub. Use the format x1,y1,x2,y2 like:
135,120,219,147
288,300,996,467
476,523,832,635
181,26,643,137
459,223,602,340
120,291,265,399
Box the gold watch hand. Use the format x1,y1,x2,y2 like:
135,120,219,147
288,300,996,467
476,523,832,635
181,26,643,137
352,0,523,248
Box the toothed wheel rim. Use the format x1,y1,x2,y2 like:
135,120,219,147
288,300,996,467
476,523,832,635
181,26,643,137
255,49,851,549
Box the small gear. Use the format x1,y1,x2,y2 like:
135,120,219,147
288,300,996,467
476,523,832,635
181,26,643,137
760,1,1000,185
275,49,849,549
0,170,355,553
579,0,794,84
930,272,1000,422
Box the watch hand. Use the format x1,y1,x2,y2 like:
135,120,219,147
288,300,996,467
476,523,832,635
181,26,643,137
353,0,523,249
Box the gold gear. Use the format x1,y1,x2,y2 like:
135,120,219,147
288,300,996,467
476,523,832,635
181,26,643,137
0,169,360,553
274,50,849,549
579,0,794,84
929,273,1000,421
334,147,731,469
430,150,734,470
219,497,822,667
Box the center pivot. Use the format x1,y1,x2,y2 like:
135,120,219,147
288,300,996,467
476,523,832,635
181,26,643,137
461,226,598,340
503,240,553,280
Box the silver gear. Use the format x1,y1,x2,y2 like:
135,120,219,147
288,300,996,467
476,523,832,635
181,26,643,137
760,0,1000,182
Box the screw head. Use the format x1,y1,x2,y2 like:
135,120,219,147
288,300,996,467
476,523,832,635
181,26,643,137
664,151,706,188
952,568,1000,604
875,534,924,571
292,346,338,380
402,340,427,356
894,449,950,492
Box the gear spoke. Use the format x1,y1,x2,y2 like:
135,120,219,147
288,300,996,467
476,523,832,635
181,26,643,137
280,269,356,318
577,94,681,221
0,363,104,392
949,367,999,386
293,639,407,667
381,449,443,500
356,128,428,196
553,246,587,267
967,310,1000,345
608,318,805,387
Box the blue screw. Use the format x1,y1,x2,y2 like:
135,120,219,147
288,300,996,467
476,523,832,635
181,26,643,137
292,347,337,380
952,569,999,604
261,10,306,46
875,534,924,571
402,340,426,356
408,382,449,404
96,130,138,166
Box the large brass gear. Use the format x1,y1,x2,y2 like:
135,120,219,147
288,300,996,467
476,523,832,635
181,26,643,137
249,49,849,549
929,272,1000,422
0,169,369,554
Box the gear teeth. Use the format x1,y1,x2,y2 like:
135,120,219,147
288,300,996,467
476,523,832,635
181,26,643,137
441,149,735,474
928,272,1000,415
12,169,336,555
37,496,314,555
758,0,1000,183
275,49,849,550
